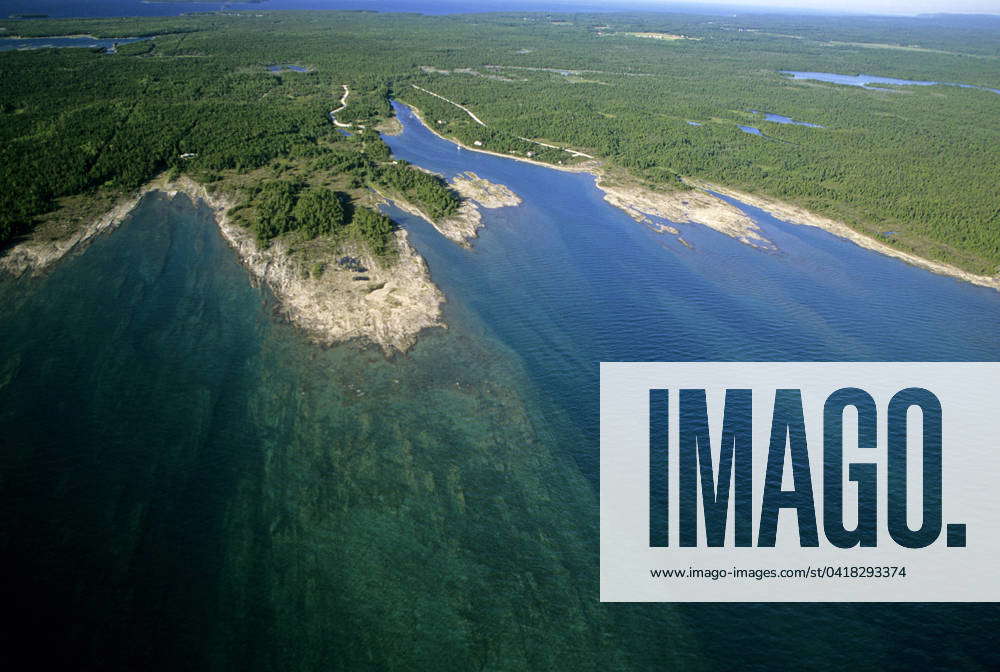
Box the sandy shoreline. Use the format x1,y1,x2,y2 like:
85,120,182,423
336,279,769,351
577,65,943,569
401,102,601,175
399,100,999,291
0,175,446,353
690,180,1000,291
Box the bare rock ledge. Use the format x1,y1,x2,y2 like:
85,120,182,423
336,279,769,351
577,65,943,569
0,176,446,353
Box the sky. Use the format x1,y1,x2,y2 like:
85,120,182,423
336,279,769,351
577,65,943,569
606,0,1000,14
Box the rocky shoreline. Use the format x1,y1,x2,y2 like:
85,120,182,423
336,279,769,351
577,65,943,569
0,176,446,353
0,182,160,277
450,171,522,209
597,180,772,249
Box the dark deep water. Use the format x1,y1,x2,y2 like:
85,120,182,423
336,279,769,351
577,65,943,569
1,101,999,669
0,192,641,670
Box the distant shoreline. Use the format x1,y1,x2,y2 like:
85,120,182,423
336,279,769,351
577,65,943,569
3,34,101,40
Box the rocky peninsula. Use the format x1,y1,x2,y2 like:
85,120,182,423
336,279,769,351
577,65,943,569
0,176,446,353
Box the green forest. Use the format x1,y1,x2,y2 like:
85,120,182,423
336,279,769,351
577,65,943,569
1,9,998,273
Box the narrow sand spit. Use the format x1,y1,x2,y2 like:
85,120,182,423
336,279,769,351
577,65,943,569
690,180,1000,291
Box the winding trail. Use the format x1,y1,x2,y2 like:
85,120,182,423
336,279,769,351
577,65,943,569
330,84,352,128
411,84,486,126
410,84,594,159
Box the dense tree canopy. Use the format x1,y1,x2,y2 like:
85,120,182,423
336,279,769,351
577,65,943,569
374,163,460,221
293,187,347,238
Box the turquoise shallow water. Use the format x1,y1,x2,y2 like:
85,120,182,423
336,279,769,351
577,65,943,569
1,102,998,669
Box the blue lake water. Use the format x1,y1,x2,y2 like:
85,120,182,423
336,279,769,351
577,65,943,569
0,35,146,51
686,120,703,126
267,63,309,72
0,192,636,669
385,99,999,466
782,70,1000,95
763,111,823,127
739,124,762,135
